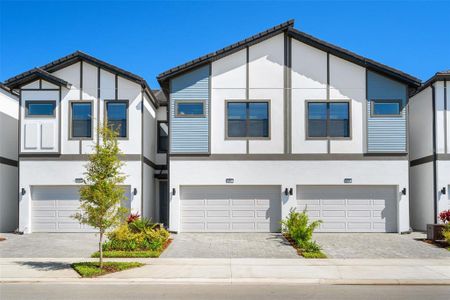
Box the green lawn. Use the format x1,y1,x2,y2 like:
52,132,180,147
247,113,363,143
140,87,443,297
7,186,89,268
91,250,161,258
72,262,144,277
301,251,327,259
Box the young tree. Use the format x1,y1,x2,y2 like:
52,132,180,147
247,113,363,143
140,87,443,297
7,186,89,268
74,126,128,268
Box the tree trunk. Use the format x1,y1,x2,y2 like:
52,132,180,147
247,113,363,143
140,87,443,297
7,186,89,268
99,230,103,269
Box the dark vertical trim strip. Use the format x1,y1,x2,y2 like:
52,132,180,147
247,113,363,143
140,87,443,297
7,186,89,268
287,36,292,154
115,74,118,100
141,88,144,216
246,46,250,154
58,86,62,154
283,33,288,154
326,53,331,154
431,84,438,224
80,60,83,100
79,61,83,153
444,79,448,154
39,79,42,89
18,88,22,227
97,67,101,145
208,63,212,154
167,78,171,228
365,69,369,153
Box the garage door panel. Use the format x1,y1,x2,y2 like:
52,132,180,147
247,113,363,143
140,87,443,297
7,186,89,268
297,186,397,233
32,186,130,233
181,186,281,232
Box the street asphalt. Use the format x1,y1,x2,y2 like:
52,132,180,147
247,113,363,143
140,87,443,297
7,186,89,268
1,283,450,300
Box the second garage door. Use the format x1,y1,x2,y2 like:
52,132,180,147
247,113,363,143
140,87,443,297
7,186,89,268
180,186,281,232
297,186,397,232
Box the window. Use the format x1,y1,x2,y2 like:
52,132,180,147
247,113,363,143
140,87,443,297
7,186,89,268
25,101,56,117
158,122,168,153
71,102,92,138
371,100,402,117
227,101,269,138
307,101,350,138
106,101,128,138
176,101,205,117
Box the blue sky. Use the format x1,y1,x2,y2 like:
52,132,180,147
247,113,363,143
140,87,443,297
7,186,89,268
1,1,449,88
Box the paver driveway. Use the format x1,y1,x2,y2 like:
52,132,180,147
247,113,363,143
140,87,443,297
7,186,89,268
161,233,299,258
314,232,450,259
0,233,97,258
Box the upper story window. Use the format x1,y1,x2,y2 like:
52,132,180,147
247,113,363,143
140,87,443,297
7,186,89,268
175,101,205,117
157,121,169,153
25,101,56,118
106,100,128,138
70,102,92,139
226,101,269,139
307,101,350,139
371,99,402,117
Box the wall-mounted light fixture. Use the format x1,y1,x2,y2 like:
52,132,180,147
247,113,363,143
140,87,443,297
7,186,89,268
441,187,446,195
21,188,26,196
172,188,176,196
289,188,293,196
401,188,407,195
284,188,289,196
133,188,138,196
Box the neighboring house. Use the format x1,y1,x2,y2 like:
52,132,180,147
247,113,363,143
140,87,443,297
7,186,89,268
3,51,167,233
157,20,421,233
0,84,19,232
409,71,450,231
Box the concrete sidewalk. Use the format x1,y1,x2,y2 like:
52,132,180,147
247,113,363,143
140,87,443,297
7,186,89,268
1,258,450,285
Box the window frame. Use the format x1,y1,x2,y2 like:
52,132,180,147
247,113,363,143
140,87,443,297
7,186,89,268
225,99,271,140
370,99,403,118
25,100,56,118
305,100,352,140
69,100,94,140
104,100,129,140
175,100,206,118
157,120,169,153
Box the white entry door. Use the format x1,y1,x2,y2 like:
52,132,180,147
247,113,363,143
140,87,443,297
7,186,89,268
180,186,281,232
297,185,397,232
31,186,131,232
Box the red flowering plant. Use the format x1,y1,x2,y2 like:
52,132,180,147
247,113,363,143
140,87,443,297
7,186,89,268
126,213,140,224
439,210,450,224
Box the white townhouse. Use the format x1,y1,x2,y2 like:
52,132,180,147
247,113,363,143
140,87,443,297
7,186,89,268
157,20,421,233
0,84,19,232
3,52,168,233
410,71,450,231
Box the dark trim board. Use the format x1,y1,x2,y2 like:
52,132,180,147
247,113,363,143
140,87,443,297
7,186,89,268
19,154,142,161
0,156,18,167
170,153,409,161
410,155,434,167
143,156,167,170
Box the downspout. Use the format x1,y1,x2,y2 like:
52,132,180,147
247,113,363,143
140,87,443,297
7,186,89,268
431,83,438,224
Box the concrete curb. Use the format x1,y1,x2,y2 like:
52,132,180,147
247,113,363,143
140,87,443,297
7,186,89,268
2,277,450,285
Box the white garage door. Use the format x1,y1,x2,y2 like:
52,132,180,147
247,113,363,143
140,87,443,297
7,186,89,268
31,186,131,232
180,186,281,232
297,186,397,233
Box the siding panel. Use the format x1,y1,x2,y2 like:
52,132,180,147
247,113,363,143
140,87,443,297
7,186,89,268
367,71,407,152
170,65,209,153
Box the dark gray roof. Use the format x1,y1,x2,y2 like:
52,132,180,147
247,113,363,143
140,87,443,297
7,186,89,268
287,28,421,86
157,20,295,83
157,20,421,90
4,68,70,89
4,51,159,107
151,89,167,105
413,70,450,95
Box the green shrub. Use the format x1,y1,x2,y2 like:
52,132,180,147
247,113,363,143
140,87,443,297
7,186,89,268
301,240,322,253
281,207,322,249
443,224,450,244
302,251,327,259
103,221,170,252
